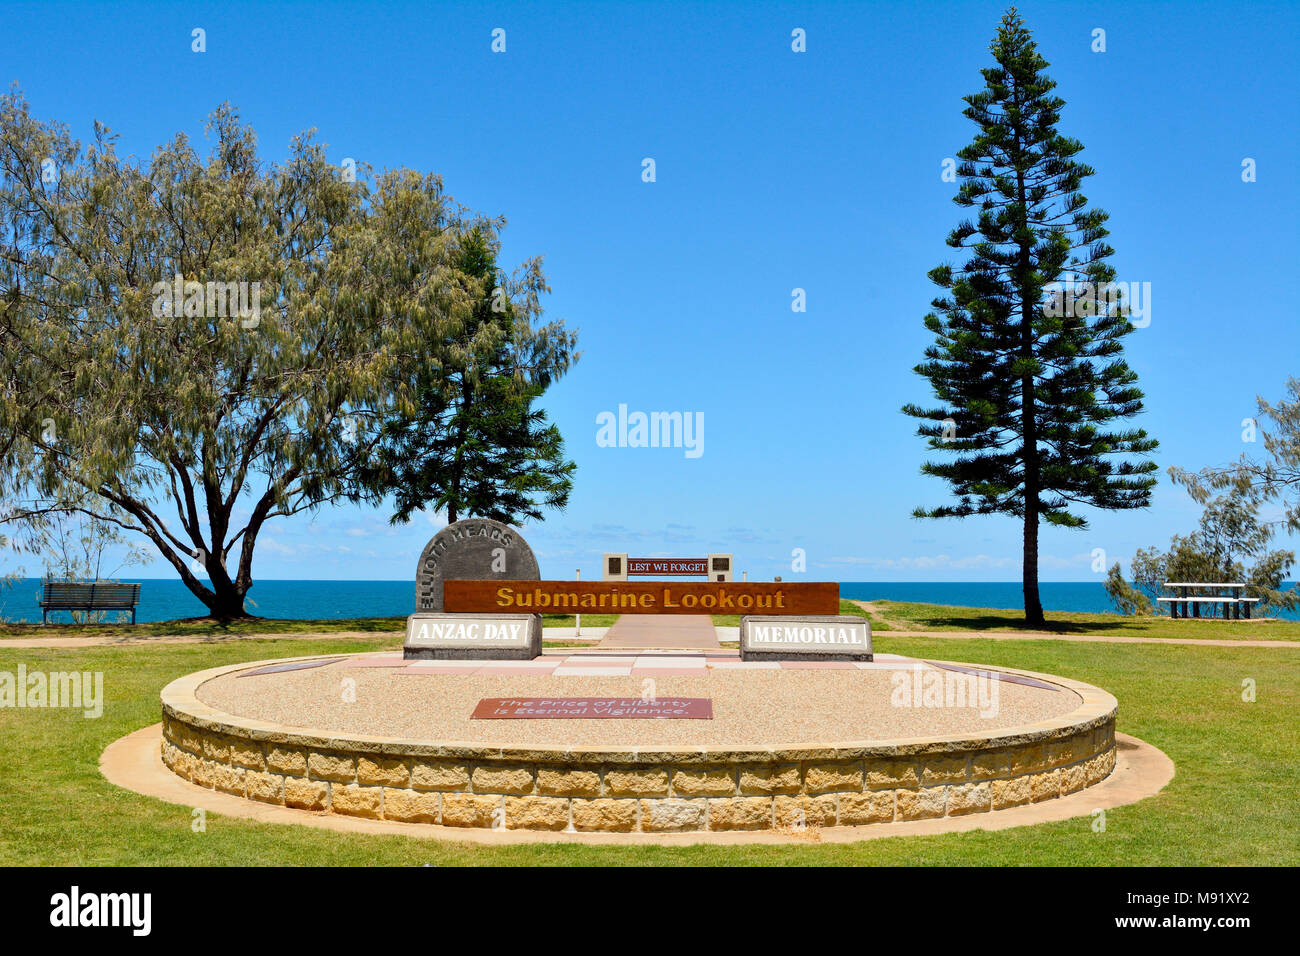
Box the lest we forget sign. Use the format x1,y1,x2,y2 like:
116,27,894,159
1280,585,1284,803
404,519,871,661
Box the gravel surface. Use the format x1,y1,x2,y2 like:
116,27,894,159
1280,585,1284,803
196,658,1082,748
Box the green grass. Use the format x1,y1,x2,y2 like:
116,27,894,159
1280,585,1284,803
0,616,407,640
0,630,1296,865
537,614,620,628
860,600,1300,640
711,599,879,629
0,612,618,641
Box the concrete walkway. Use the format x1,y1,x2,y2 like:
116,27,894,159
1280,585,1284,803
596,614,721,650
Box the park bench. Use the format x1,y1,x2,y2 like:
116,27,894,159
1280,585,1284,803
1157,582,1259,619
39,581,141,625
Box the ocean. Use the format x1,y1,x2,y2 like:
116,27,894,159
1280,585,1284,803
5,577,1296,624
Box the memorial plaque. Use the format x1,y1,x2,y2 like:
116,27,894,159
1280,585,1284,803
740,614,873,662
403,612,542,660
626,558,709,575
415,518,540,612
444,580,840,615
471,697,713,719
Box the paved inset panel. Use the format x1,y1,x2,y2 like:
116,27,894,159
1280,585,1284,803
597,614,721,649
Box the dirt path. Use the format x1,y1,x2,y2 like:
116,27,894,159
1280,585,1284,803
880,630,1300,649
851,600,925,630
849,603,1300,648
3,621,1297,651
0,630,398,649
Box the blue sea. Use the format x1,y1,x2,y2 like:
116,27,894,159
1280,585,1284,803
5,577,1296,624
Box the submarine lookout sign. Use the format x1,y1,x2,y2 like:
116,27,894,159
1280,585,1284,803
443,580,839,615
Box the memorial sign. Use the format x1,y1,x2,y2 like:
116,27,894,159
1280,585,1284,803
415,517,540,612
740,614,873,662
627,558,709,575
403,612,542,660
604,552,733,580
444,579,839,615
471,697,713,719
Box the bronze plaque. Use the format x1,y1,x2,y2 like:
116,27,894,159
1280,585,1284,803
471,697,713,719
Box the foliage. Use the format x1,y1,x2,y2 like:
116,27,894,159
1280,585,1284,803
902,10,1157,626
0,90,571,618
357,228,577,526
1103,561,1152,615
1106,475,1297,616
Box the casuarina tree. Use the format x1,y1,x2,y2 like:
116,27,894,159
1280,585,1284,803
0,91,570,619
902,9,1158,626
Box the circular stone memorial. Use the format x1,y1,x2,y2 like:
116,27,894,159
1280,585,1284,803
415,517,539,612
152,519,1122,836
157,650,1118,834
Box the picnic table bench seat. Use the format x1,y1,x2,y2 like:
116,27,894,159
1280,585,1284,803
1159,583,1258,619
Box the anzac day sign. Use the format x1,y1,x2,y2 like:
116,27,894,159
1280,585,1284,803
404,612,542,660
443,580,840,615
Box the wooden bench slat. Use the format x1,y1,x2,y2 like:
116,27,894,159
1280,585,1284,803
1156,596,1259,603
39,582,141,624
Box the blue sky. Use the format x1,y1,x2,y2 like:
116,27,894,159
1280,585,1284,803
2,0,1297,583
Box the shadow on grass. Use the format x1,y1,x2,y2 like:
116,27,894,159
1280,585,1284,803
905,612,1144,634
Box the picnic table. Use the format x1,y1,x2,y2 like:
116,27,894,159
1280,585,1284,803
1157,582,1259,619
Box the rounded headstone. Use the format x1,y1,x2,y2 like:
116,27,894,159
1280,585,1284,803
415,518,541,612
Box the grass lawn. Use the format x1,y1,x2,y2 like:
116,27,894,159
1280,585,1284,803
711,599,878,629
0,613,618,641
0,628,1295,865
865,600,1300,640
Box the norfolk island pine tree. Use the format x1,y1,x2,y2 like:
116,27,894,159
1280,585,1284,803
902,9,1158,627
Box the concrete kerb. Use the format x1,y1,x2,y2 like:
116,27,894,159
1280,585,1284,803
103,725,1172,846
143,652,1132,833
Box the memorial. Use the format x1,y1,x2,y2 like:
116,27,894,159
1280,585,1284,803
155,518,1121,835
741,615,873,662
404,612,542,661
416,517,540,612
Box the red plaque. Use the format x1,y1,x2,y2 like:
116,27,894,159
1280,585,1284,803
627,558,709,576
471,697,713,719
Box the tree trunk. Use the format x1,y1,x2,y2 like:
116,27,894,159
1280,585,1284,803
199,576,255,621
1022,506,1044,627
1011,84,1046,630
